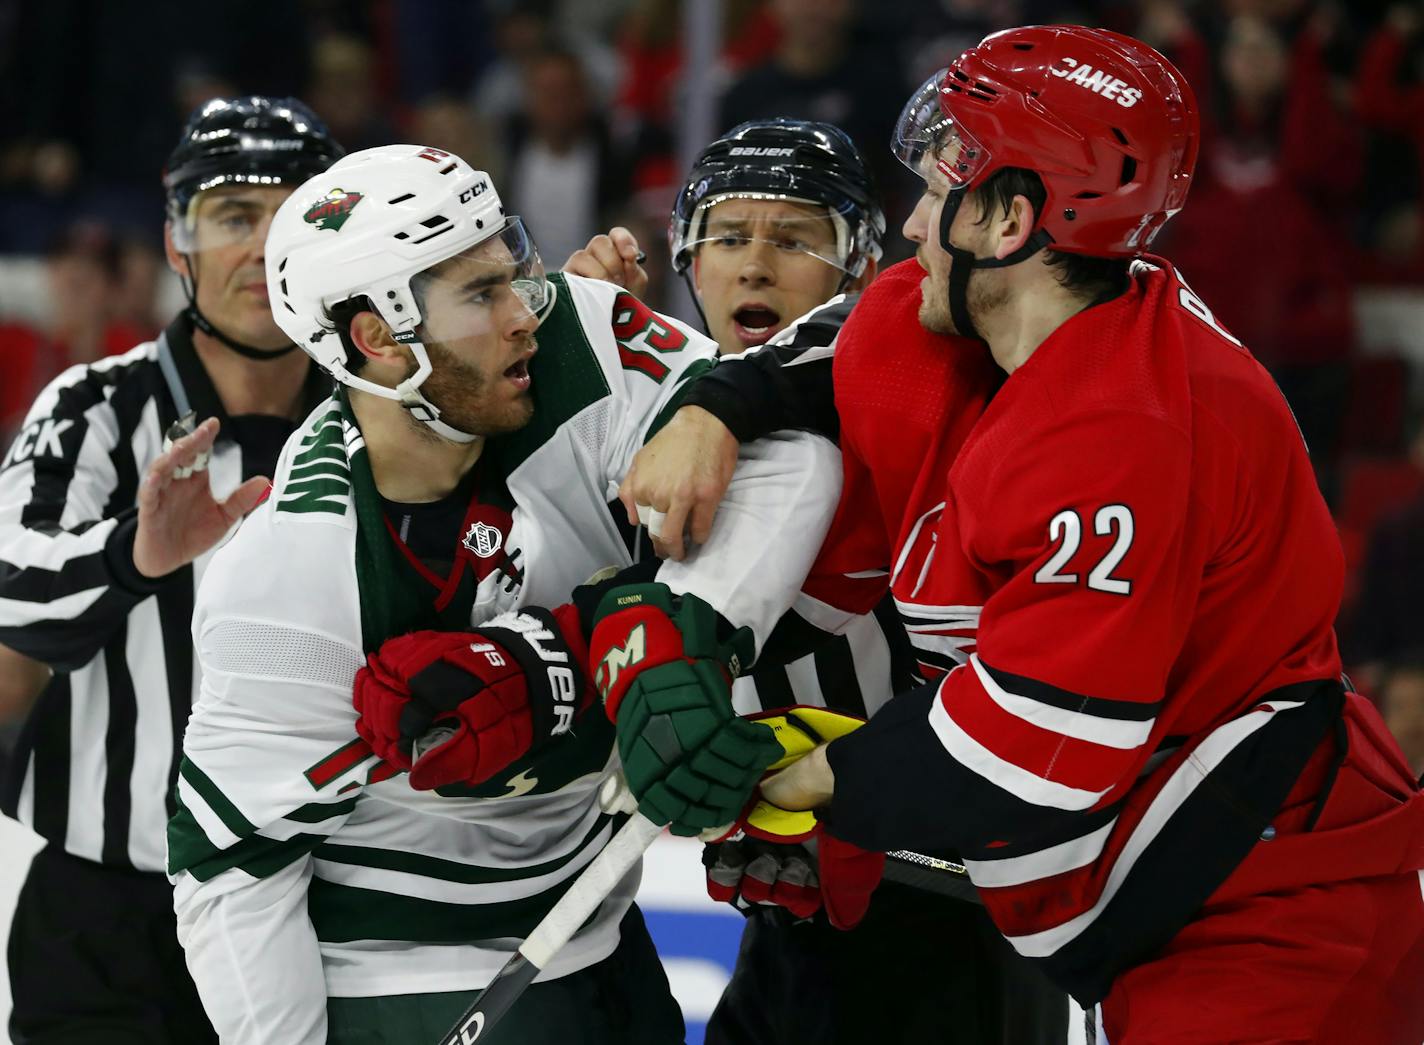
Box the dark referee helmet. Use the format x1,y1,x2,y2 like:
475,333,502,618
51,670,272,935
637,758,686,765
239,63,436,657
163,96,344,359
669,118,886,296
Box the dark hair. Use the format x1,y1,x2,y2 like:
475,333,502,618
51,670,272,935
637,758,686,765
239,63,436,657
322,296,375,375
972,167,1130,303
46,222,121,278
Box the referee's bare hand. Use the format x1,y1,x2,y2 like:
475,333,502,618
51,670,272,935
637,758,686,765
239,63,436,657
563,228,649,299
618,405,738,561
133,417,270,579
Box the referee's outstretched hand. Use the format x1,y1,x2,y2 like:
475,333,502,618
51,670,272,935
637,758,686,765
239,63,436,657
133,417,270,579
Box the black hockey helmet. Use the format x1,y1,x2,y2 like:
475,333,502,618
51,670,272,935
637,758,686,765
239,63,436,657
669,118,885,282
163,96,344,227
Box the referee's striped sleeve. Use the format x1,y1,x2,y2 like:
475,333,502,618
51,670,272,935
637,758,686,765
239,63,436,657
678,295,854,443
0,351,163,670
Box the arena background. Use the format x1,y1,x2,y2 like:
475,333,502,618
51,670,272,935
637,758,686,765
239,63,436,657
2,0,1423,1041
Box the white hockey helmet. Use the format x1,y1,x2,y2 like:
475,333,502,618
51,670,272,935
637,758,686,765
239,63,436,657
266,143,552,442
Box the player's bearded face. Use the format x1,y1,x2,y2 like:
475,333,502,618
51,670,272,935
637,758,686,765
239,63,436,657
906,157,1003,337
408,246,541,438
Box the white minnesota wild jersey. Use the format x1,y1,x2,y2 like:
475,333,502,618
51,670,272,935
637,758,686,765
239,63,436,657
168,273,841,1043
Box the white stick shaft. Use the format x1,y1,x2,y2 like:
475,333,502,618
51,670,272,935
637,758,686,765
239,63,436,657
519,812,662,969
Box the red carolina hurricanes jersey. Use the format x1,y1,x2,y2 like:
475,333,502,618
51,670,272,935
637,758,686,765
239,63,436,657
804,259,999,672
819,256,1358,1002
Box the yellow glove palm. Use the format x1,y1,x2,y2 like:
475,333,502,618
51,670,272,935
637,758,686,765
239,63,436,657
740,706,864,844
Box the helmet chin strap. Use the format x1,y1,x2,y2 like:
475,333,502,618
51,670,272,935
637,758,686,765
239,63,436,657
387,331,480,444
937,189,1051,342
371,278,557,446
186,304,298,360
180,257,297,360
396,382,480,444
681,270,712,337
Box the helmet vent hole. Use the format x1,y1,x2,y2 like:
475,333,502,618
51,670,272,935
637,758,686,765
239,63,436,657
952,70,970,82
1073,191,1103,200
1012,42,1034,51
439,162,457,175
1111,127,1130,146
280,279,288,294
278,257,288,273
411,225,455,246
394,232,410,240
1120,155,1138,185
388,193,416,204
284,301,296,314
419,215,450,229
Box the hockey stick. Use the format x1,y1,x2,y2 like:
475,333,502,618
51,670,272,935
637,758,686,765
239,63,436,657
884,848,981,905
435,810,662,1045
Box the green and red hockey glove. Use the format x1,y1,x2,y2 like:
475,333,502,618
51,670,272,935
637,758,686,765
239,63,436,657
353,604,592,790
589,582,782,836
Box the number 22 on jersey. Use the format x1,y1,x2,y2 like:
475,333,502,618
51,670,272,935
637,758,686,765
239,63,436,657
1033,504,1135,595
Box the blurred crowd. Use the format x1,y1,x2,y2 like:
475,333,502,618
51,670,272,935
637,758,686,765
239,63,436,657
2,0,1423,766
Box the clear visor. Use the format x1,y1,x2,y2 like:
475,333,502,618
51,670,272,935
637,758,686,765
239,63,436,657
170,186,286,254
893,70,991,189
408,216,550,339
681,194,852,275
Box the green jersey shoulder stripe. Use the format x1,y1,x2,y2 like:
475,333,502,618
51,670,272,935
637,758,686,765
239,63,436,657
179,756,256,837
315,810,612,886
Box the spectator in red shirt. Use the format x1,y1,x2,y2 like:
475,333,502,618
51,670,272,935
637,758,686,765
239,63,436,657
1355,4,1424,283
1,224,156,447
1160,13,1360,499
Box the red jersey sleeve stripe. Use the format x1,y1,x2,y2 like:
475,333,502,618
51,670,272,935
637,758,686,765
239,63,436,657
971,655,1158,751
1000,696,1310,961
964,816,1117,888
975,659,1164,721
927,673,1111,810
948,675,1136,794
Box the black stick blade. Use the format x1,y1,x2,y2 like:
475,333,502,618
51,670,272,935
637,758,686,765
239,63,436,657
438,953,541,1045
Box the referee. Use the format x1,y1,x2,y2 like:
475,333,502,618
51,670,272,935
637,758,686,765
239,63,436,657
0,97,340,1043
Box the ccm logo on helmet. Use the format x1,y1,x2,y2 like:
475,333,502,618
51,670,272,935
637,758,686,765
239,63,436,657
1048,58,1143,108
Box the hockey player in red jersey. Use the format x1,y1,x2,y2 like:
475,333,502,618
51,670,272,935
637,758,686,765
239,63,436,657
609,25,1424,1044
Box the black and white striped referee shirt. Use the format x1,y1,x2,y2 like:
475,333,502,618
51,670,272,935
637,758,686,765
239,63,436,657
684,296,925,719
0,313,329,873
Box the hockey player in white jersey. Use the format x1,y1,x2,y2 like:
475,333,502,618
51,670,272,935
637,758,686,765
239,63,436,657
167,144,839,1044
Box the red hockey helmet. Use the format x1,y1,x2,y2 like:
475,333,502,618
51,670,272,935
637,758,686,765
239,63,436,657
894,25,1200,257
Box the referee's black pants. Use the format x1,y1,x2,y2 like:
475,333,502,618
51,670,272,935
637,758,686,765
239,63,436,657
706,879,1069,1045
8,845,216,1044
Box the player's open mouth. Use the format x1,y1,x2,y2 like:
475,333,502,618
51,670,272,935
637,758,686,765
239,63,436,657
504,358,531,391
732,305,782,346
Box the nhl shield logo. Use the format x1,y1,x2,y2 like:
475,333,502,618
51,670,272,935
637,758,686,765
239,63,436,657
463,520,502,558
303,188,364,232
